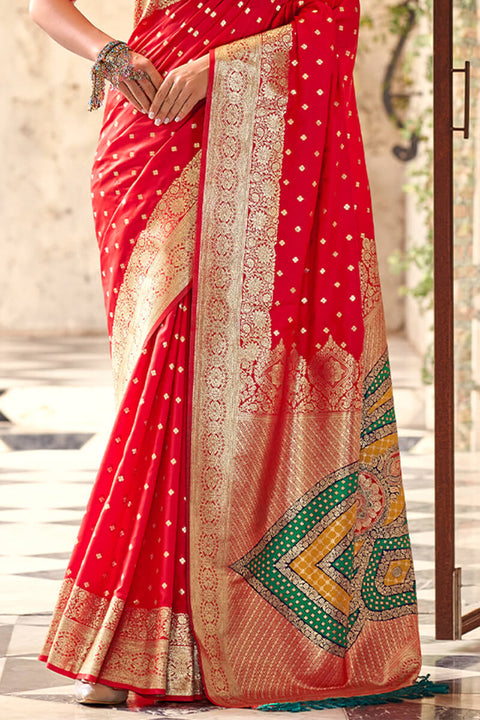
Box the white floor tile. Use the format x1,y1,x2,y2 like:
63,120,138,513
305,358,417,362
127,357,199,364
408,530,435,546
0,556,67,575
0,616,18,625
202,710,347,720
421,638,480,655
421,664,480,680
19,684,75,697
0,523,78,558
0,508,83,524
0,483,90,510
403,489,435,503
0,387,114,432
0,575,63,615
0,450,97,472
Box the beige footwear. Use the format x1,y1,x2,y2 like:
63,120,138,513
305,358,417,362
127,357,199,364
75,679,128,705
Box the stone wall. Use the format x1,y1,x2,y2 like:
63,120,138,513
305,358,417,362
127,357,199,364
1,0,406,334
1,1,132,334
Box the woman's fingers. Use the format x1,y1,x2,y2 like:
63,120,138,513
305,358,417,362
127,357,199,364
134,73,158,104
149,55,209,125
148,75,179,123
164,90,200,124
117,53,210,122
127,80,154,112
117,81,145,112
117,51,163,112
130,52,163,89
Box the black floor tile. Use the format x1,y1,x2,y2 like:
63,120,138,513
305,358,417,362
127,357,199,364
399,436,423,452
0,656,63,692
0,433,94,451
15,569,66,581
0,625,14,657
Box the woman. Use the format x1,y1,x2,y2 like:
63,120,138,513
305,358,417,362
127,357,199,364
31,0,426,709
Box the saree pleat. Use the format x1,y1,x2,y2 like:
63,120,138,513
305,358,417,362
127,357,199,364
41,296,202,696
41,0,421,707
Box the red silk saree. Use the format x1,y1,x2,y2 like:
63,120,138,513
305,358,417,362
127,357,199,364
40,0,422,707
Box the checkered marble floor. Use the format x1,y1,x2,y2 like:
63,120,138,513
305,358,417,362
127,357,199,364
1,334,480,719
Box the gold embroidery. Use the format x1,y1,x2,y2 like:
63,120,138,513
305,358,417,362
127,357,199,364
42,578,202,696
238,30,290,369
112,153,200,404
359,233,382,318
240,337,362,414
384,559,412,587
189,12,417,707
134,0,182,25
229,25,362,416
190,26,293,703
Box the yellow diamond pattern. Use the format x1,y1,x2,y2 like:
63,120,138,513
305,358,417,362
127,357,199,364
289,504,356,615
383,558,411,587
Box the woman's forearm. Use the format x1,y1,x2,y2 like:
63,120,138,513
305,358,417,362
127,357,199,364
29,0,115,61
29,0,208,119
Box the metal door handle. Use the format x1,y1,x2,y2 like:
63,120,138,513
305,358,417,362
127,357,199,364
452,61,470,139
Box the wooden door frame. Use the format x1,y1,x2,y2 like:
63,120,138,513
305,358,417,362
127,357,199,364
433,0,456,641
433,0,479,639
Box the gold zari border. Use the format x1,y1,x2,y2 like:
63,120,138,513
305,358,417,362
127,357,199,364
112,153,200,404
190,25,293,702
41,578,202,696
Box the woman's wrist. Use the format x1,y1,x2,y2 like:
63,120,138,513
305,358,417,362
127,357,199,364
89,41,147,111
88,32,117,62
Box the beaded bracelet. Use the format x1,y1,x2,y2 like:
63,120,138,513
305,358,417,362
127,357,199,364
89,40,146,111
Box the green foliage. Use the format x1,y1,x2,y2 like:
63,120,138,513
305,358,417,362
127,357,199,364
387,1,417,36
388,241,433,310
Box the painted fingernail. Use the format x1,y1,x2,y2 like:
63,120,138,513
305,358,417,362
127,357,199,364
164,118,170,124
174,116,181,122
154,118,162,126
148,111,155,119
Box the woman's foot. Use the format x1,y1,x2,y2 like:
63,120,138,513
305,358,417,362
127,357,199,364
75,679,129,705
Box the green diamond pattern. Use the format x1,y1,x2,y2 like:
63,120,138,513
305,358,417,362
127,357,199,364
232,350,417,655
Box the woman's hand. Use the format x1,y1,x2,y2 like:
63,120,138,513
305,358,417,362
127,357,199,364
148,54,210,125
117,51,163,114
29,0,208,120
28,0,161,114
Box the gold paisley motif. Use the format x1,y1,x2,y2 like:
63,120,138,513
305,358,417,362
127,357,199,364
240,337,362,415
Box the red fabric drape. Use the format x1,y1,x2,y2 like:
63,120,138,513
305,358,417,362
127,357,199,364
41,0,421,706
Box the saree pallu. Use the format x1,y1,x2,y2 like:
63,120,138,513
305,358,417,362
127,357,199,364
40,0,422,706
